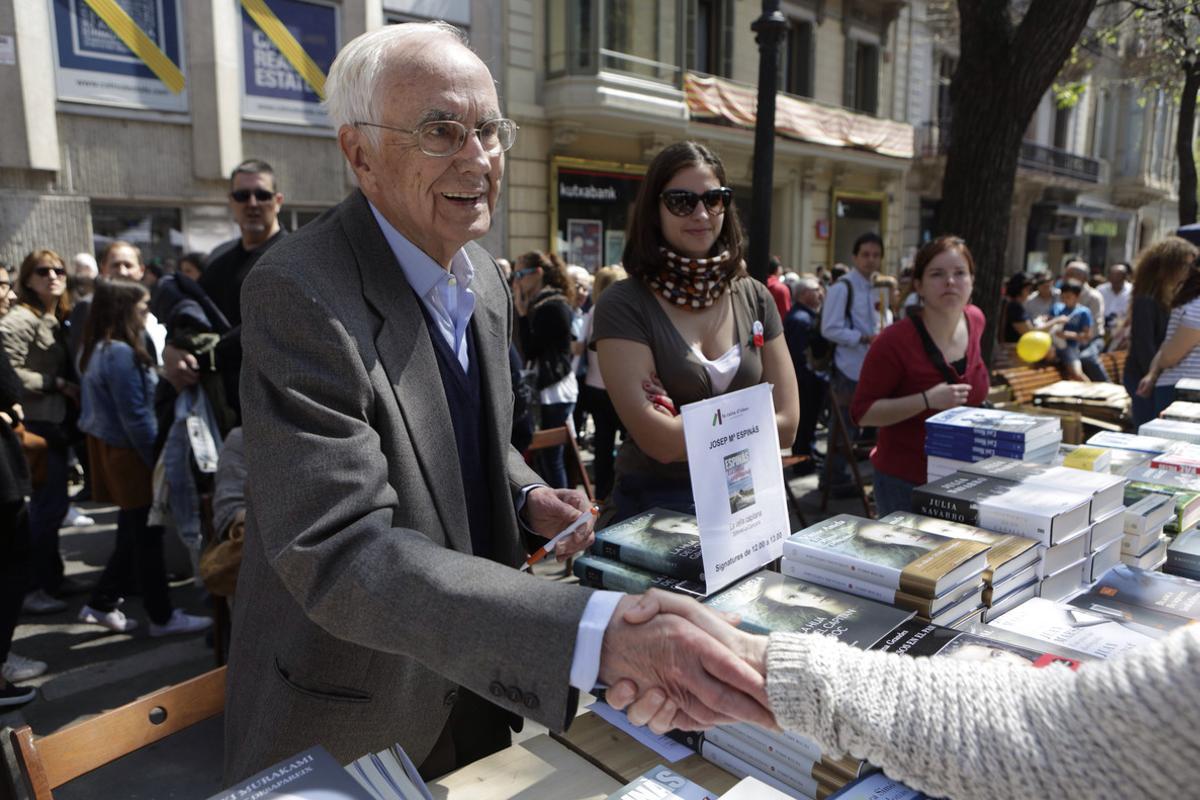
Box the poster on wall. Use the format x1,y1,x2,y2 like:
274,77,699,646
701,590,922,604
567,219,603,271
241,0,338,126
50,0,188,112
604,231,625,266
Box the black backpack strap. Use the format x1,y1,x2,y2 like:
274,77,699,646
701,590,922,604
908,311,961,384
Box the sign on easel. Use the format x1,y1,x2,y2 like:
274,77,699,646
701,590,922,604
681,382,790,593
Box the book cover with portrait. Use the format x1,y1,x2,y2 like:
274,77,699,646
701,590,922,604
590,508,704,580
703,570,913,648
723,448,756,514
782,514,989,598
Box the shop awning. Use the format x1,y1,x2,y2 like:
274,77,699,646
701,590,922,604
684,73,914,160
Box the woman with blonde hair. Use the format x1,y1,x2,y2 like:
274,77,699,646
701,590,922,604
0,250,77,614
1124,237,1198,426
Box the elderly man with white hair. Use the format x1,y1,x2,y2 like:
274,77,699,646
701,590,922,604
222,21,772,784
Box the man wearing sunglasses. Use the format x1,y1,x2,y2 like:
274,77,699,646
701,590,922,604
198,159,286,331
223,21,771,787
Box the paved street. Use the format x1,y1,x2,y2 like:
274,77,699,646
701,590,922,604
2,459,869,799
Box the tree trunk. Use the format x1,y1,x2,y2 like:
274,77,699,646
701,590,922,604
1178,61,1200,227
940,0,1096,365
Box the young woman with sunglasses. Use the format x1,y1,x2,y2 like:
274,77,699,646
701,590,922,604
592,141,799,521
0,250,79,614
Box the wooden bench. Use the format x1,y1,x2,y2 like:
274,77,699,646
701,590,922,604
992,364,1065,405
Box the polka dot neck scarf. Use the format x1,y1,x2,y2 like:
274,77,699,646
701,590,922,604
648,247,736,309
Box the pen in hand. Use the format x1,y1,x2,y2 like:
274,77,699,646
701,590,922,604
519,505,599,572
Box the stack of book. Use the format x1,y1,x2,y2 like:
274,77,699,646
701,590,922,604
1166,526,1200,580
778,514,990,627
1122,493,1173,569
693,570,1075,798
878,511,1041,623
1148,442,1200,474
572,508,707,598
1140,417,1200,444
911,472,1093,600
991,565,1200,659
1086,431,1176,457
948,457,1127,586
1122,466,1200,535
924,407,1062,481
1174,378,1200,402
1160,400,1200,423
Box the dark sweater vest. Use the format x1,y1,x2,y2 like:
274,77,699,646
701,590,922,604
415,301,494,559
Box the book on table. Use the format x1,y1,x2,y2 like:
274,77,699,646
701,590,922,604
1166,527,1200,579
1084,538,1123,583
1140,418,1200,444
1057,444,1112,472
1088,506,1126,551
1123,525,1168,557
589,507,703,580
1122,478,1200,533
879,511,1040,586
924,436,1061,462
982,578,1040,623
945,456,1126,522
990,596,1160,659
912,473,1091,546
1041,525,1089,575
702,570,914,646
1161,400,1200,423
781,514,990,598
1067,563,1200,635
1086,431,1178,455
779,557,984,619
984,561,1040,605
1038,556,1085,601
718,776,808,800
1149,445,1200,474
1121,538,1168,570
572,554,707,598
206,743,431,800
1124,493,1175,536
1173,378,1200,402
924,406,1061,442
700,740,826,799
604,766,715,800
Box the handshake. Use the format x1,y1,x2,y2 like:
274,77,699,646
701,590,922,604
597,589,775,735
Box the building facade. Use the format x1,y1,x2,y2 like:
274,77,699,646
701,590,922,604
4,2,1176,279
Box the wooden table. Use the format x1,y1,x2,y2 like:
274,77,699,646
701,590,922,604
552,711,740,795
429,733,621,799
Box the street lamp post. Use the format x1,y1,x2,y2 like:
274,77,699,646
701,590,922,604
748,0,788,283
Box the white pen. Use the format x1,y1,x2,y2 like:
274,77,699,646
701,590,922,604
519,505,599,572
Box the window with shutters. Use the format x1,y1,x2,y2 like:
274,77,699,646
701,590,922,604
781,18,814,97
690,0,731,77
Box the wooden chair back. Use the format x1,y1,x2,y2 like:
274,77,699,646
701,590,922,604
527,426,595,502
7,667,226,799
992,364,1064,405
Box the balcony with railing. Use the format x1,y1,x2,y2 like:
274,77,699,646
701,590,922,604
917,121,1105,184
544,0,690,126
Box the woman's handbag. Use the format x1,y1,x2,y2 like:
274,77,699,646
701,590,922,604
15,423,47,489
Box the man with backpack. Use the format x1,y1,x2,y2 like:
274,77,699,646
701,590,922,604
818,232,889,495
784,276,827,475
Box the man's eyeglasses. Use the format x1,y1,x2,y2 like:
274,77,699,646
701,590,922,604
230,188,276,203
34,266,66,278
660,187,733,218
354,118,519,158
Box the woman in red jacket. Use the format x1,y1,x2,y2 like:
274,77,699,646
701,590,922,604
851,236,990,517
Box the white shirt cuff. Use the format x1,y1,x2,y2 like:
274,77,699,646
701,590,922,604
515,483,548,534
569,590,624,691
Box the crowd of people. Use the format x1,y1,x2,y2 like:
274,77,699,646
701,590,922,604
0,20,1198,800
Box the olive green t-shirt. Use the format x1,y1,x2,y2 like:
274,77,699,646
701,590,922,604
591,276,783,481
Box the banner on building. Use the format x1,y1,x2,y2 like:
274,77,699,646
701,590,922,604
241,0,337,126
50,0,187,112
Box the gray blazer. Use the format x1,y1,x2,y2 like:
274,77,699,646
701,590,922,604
223,191,595,781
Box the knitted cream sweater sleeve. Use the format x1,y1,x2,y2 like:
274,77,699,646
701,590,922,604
766,626,1200,799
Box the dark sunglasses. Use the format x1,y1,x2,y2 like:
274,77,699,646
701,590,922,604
660,187,733,217
230,188,275,203
34,266,66,278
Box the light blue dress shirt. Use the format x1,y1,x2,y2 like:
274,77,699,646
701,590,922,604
368,202,622,691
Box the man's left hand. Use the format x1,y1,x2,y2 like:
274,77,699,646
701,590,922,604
522,486,595,560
